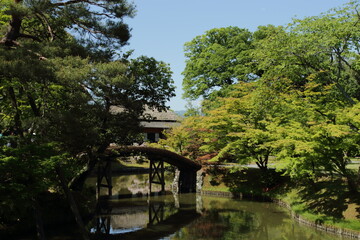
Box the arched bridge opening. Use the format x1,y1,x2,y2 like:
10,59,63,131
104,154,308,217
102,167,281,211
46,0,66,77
97,146,202,198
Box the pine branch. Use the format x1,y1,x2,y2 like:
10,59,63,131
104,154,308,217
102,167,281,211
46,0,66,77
52,0,104,7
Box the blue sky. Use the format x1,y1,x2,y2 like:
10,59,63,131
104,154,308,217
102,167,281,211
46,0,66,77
124,0,349,111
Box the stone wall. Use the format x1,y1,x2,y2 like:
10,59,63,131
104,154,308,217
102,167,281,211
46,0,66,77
273,199,360,239
198,189,360,239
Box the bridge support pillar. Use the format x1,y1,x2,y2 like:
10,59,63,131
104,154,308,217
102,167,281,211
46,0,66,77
149,159,165,194
179,169,197,193
96,159,112,199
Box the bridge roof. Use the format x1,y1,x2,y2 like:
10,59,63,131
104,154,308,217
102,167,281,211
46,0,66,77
105,146,201,171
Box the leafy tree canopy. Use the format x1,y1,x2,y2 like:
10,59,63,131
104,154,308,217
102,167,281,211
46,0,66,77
253,2,360,103
182,26,254,100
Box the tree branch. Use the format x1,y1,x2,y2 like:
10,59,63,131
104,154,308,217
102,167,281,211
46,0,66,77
34,12,55,42
52,0,103,7
73,20,103,35
18,33,42,42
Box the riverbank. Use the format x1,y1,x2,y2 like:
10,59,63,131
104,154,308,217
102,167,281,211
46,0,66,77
201,167,360,239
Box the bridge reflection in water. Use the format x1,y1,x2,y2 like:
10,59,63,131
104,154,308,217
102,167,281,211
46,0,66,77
89,194,201,240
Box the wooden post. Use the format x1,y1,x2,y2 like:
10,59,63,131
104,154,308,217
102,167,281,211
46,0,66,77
97,159,112,198
97,163,100,198
149,159,153,194
106,160,112,196
160,161,165,193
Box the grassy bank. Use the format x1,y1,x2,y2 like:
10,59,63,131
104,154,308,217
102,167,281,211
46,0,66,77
201,167,360,233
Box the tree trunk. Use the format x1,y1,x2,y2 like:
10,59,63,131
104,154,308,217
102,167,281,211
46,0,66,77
55,165,89,240
69,156,98,191
336,160,358,194
345,174,358,194
70,142,109,191
32,197,46,240
2,1,23,46
70,102,110,191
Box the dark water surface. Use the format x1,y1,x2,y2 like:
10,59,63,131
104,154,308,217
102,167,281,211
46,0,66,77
86,174,351,240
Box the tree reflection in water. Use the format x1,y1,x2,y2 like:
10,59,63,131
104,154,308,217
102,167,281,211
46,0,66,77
169,196,348,240
184,209,257,239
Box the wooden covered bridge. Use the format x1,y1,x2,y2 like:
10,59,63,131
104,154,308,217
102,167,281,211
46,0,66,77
96,146,202,197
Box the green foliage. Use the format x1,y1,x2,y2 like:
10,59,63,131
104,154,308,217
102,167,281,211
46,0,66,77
158,116,209,161
182,24,284,105
0,0,176,232
252,2,360,103
2,0,135,51
0,40,176,151
200,82,281,169
0,142,76,223
184,101,203,117
182,26,255,100
0,0,11,27
176,1,360,194
128,56,176,109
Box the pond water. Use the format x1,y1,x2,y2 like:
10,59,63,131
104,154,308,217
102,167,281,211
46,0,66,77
85,174,352,240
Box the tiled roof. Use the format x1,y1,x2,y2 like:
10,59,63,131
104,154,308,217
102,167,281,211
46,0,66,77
110,105,182,127
141,106,182,122
140,121,180,129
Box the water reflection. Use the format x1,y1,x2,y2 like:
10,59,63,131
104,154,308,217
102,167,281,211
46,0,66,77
89,194,200,240
87,173,175,197
168,196,350,240
87,193,349,240
84,173,351,240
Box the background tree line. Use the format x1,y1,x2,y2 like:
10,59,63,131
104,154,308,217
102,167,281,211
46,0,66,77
162,1,360,194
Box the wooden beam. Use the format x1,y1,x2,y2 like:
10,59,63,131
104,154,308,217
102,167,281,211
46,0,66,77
97,159,112,198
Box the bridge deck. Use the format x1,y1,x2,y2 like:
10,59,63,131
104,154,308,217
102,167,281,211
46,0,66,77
105,146,202,171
